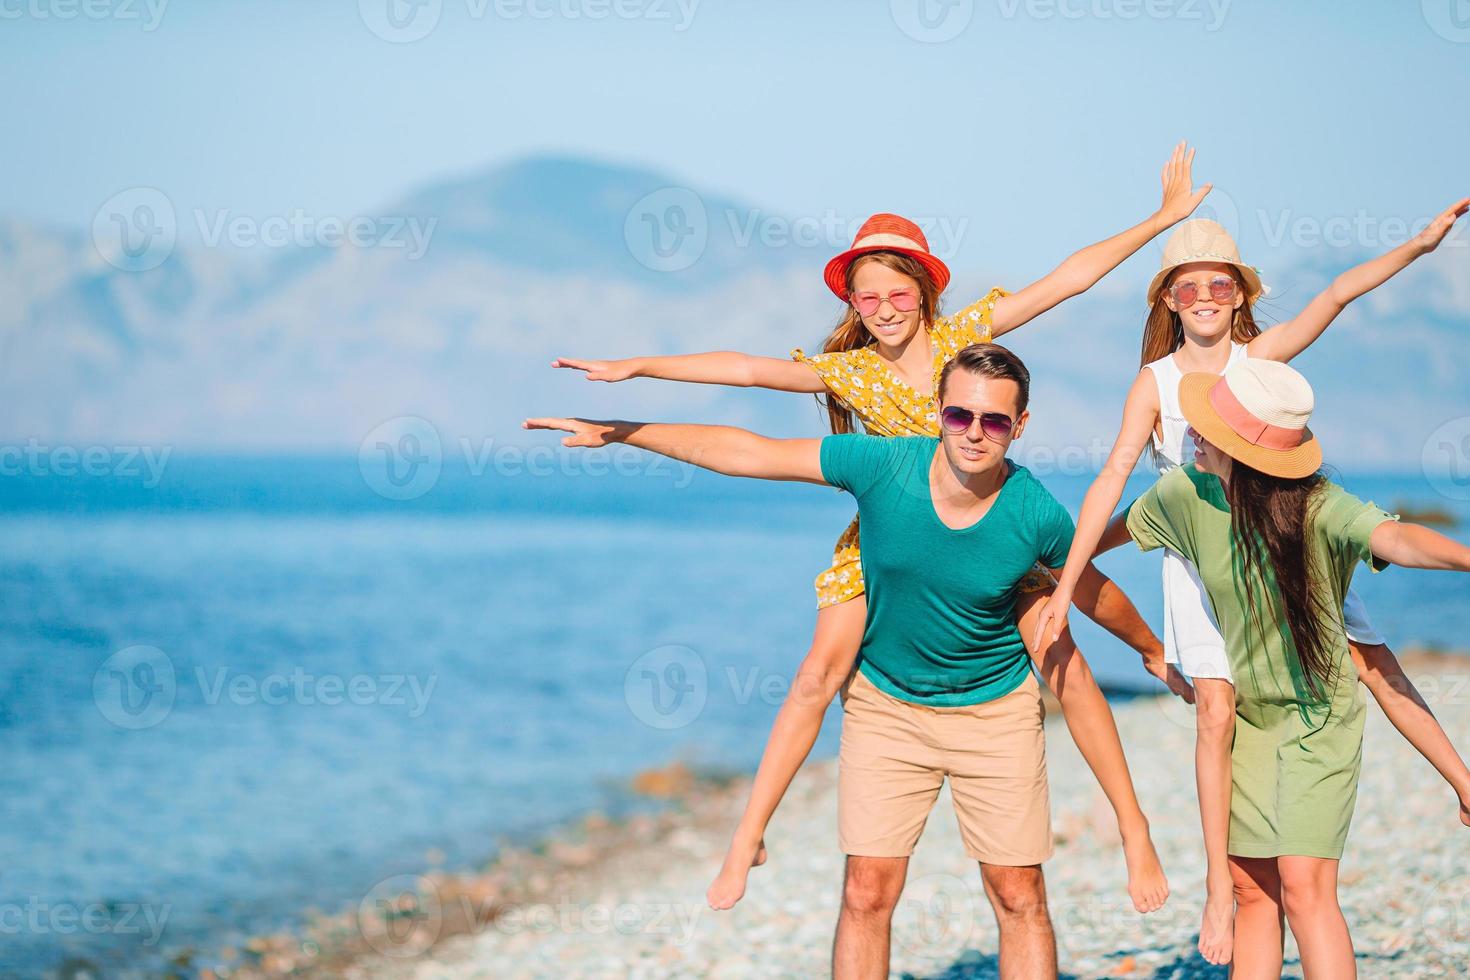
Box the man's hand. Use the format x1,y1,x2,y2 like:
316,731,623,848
1143,659,1196,703
522,417,625,448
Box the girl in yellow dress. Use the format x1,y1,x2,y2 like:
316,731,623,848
555,143,1209,913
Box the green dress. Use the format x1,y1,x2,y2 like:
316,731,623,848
1126,464,1396,859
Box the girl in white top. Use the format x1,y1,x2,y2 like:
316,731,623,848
1033,200,1470,968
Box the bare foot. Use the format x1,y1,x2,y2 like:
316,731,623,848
1198,881,1234,966
706,836,767,910
1459,798,1469,828
1122,829,1169,913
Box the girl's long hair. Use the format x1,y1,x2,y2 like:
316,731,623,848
1140,264,1263,368
815,252,942,434
1224,461,1337,701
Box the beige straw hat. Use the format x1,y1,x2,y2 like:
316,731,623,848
1147,219,1268,306
1179,359,1321,479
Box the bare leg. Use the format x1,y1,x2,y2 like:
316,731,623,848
980,863,1057,980
1015,589,1169,914
833,855,907,980
1229,855,1285,979
1350,641,1470,827
1279,856,1355,978
1193,677,1236,966
707,597,866,909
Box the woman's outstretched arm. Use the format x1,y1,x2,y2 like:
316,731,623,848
1249,197,1468,363
991,141,1211,337
1031,371,1161,647
1351,644,1470,827
1369,519,1470,571
551,352,828,392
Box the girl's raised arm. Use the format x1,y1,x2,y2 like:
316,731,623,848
991,141,1212,338
1031,371,1161,647
1249,197,1468,363
552,352,827,393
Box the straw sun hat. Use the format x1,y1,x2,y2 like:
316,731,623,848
824,213,951,301
1180,358,1322,479
1147,219,1268,306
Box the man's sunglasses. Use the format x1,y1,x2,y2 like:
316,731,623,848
940,406,1015,441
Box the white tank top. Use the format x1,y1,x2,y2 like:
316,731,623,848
1143,342,1249,475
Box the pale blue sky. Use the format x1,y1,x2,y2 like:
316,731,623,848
3,0,1467,280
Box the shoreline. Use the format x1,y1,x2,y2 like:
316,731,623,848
201,650,1470,979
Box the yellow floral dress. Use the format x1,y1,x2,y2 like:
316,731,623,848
791,286,1056,608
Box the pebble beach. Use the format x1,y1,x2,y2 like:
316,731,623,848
217,653,1470,980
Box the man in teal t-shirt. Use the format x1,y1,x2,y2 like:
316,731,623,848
527,343,1166,980
819,429,1075,706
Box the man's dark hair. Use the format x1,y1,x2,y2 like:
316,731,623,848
937,343,1031,413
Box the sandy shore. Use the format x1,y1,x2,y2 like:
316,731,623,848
214,652,1470,979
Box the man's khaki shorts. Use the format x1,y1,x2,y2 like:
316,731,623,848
838,668,1053,866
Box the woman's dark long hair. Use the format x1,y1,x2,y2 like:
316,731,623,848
1224,461,1337,700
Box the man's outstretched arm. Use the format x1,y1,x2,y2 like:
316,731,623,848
522,417,828,484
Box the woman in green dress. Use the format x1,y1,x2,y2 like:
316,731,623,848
1115,357,1470,978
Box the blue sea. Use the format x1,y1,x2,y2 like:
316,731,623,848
2,456,1466,977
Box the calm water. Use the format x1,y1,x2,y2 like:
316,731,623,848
2,457,1466,977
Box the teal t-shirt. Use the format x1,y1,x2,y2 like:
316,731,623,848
820,434,1075,706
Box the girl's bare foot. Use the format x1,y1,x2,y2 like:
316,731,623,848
1122,830,1169,913
1198,878,1235,966
706,836,767,910
1459,797,1470,828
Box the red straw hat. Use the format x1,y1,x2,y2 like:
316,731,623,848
823,213,951,301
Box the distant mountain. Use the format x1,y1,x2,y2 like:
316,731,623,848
0,155,1465,472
